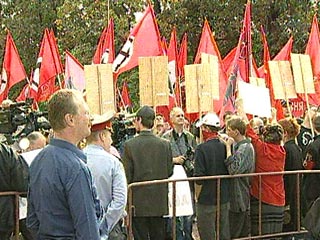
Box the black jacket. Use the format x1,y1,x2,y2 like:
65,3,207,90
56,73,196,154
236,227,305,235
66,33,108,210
123,131,173,217
194,138,230,205
0,143,29,232
304,135,320,206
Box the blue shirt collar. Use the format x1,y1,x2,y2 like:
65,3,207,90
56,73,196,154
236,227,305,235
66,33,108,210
49,138,87,162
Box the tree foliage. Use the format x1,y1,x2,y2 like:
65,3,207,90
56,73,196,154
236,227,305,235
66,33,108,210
0,0,319,105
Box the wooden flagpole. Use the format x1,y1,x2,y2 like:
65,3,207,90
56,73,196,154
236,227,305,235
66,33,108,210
107,0,110,24
117,84,127,113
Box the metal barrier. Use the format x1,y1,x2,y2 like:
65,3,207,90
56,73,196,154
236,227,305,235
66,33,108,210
127,170,320,240
0,191,23,240
3,170,320,239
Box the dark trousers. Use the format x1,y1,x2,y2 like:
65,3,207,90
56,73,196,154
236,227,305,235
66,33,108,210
250,198,284,239
0,231,11,240
20,218,35,240
133,216,166,240
166,215,194,240
229,210,250,239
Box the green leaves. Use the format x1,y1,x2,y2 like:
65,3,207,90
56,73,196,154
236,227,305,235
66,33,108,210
0,0,319,104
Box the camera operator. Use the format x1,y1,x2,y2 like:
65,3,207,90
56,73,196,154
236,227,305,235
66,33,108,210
0,98,50,146
0,142,29,239
111,113,136,154
162,107,197,240
18,131,47,240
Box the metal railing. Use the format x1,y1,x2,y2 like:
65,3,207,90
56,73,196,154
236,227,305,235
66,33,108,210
127,170,320,239
0,191,23,240
4,170,320,239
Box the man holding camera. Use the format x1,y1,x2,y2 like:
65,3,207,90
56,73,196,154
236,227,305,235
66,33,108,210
162,107,197,240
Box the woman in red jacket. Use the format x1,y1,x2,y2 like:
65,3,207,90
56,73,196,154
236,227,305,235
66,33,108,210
237,102,285,238
247,124,286,237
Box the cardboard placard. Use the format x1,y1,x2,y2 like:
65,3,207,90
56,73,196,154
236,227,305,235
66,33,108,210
184,64,213,113
200,63,214,111
249,77,266,88
84,64,115,115
185,64,201,113
268,60,297,99
139,56,169,106
201,53,219,99
291,53,315,94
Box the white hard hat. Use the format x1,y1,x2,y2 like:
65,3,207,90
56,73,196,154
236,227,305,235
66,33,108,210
196,113,220,128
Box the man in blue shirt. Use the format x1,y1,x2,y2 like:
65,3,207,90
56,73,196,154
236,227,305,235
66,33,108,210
84,113,127,239
27,89,102,239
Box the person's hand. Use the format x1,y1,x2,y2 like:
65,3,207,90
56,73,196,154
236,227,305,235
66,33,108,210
270,107,277,123
303,108,317,128
235,98,244,112
218,133,234,146
173,155,185,165
235,98,248,123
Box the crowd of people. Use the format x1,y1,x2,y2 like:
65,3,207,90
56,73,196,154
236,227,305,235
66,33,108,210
0,89,320,240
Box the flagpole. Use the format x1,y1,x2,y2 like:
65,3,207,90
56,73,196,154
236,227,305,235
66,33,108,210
178,76,182,108
117,85,127,113
107,0,110,24
57,74,63,89
301,57,315,137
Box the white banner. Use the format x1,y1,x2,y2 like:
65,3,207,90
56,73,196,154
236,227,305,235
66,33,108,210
238,81,272,118
165,165,194,217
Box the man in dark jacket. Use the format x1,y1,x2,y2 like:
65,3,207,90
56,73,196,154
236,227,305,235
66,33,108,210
123,106,174,240
194,112,230,240
0,143,29,239
303,114,320,209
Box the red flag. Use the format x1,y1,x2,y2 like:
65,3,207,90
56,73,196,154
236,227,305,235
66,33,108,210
223,47,237,76
112,5,163,77
92,19,115,64
260,26,284,120
120,81,132,108
238,1,253,82
194,19,228,113
0,31,27,103
167,27,178,83
50,30,63,72
161,36,168,55
175,33,187,107
16,70,33,102
305,15,320,106
273,36,293,61
64,50,85,92
167,27,179,107
194,20,223,64
221,1,257,119
177,33,187,78
16,83,29,102
167,28,178,63
29,29,63,102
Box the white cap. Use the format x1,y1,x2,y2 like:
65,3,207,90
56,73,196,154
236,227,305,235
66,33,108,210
196,113,220,128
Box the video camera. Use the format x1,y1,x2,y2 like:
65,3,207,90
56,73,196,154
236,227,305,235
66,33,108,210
111,113,136,150
183,145,195,176
0,99,51,144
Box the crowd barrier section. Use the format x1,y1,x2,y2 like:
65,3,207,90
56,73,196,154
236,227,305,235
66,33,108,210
4,170,320,239
0,191,21,240
127,170,319,240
